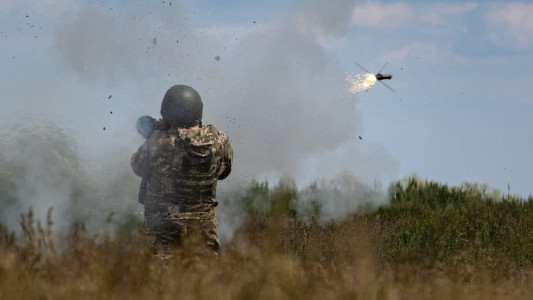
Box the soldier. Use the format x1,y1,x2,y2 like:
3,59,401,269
131,85,233,257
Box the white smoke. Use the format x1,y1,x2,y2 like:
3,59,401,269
294,171,387,222
0,122,141,235
51,1,363,179
0,0,396,238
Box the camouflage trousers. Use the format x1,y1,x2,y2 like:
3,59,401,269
144,197,219,257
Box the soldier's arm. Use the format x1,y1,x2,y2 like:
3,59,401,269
131,142,150,177
217,134,233,180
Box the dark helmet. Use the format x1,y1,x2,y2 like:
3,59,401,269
160,85,203,128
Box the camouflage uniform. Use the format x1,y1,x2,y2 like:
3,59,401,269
131,124,233,256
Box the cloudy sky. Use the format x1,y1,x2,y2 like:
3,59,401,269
1,0,533,197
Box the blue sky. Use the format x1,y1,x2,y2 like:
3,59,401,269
1,0,533,197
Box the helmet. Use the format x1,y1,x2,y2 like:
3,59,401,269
160,85,203,128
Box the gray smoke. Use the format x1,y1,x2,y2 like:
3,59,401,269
0,122,140,236
294,171,388,222
0,0,396,238
52,0,363,179
0,123,81,233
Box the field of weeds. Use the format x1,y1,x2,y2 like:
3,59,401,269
2,177,533,299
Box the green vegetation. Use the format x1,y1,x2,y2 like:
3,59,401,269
2,176,533,299
376,177,533,268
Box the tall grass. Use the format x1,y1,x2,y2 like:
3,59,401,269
2,176,533,299
375,177,533,268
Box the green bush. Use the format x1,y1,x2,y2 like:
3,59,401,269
374,176,533,267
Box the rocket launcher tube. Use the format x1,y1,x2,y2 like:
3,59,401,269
136,115,156,205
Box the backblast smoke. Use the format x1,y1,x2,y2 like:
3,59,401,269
0,0,396,241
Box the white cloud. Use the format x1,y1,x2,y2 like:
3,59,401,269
383,42,443,62
352,2,413,27
487,3,533,50
421,3,478,26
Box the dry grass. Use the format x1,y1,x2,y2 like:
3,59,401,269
3,178,533,299
1,212,533,300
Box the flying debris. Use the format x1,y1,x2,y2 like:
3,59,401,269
346,62,395,93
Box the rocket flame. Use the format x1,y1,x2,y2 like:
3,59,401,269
345,73,377,93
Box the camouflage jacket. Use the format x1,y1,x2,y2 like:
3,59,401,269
131,124,233,213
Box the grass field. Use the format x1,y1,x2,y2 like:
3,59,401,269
2,176,533,299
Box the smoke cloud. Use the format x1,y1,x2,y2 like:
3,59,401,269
52,0,362,179
0,0,396,237
295,171,388,222
0,122,140,236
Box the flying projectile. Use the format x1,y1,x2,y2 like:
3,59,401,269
375,73,393,81
354,62,395,92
